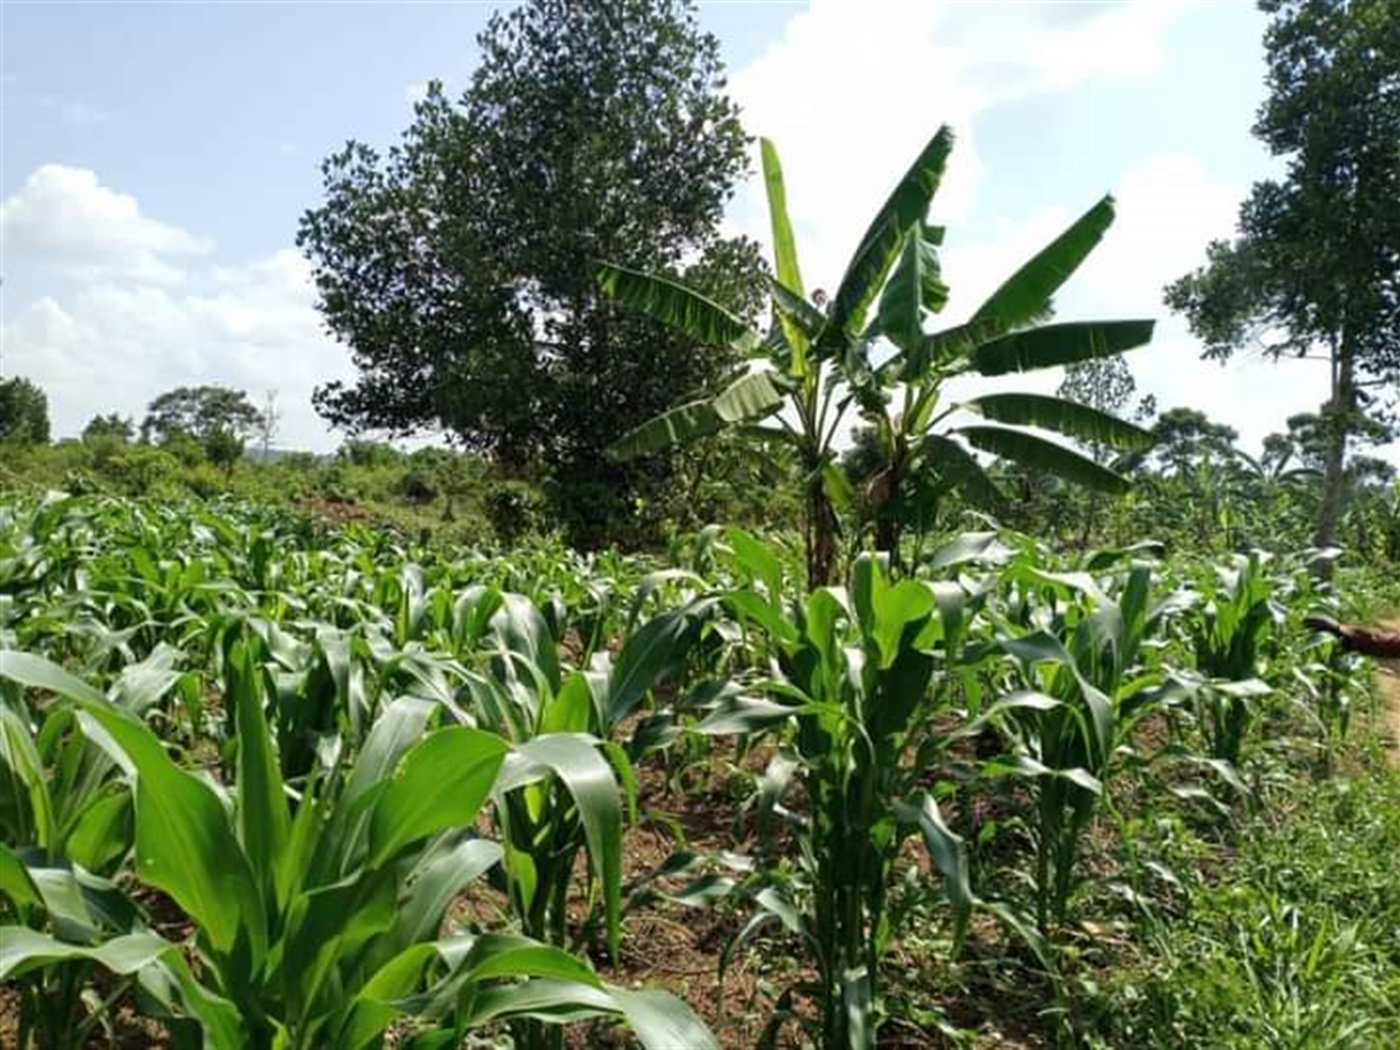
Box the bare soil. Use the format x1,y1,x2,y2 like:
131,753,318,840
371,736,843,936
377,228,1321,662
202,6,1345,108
1377,619,1400,766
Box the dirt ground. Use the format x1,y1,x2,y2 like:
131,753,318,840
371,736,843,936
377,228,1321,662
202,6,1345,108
1378,619,1400,766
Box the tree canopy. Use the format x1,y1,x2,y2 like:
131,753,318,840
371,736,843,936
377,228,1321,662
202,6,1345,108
298,0,758,544
1056,355,1138,463
0,377,51,445
141,386,264,446
83,414,135,443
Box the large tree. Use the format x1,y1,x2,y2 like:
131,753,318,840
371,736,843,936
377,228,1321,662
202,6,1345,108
0,377,51,445
1165,0,1400,552
142,385,265,474
298,0,756,544
141,385,264,446
83,413,135,443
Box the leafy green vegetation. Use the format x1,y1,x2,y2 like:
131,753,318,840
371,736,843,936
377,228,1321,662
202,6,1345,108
1084,771,1400,1049
1,493,1395,1048
3,3,1398,1048
600,132,1154,585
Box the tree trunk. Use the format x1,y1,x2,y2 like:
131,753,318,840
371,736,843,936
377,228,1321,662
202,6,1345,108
806,479,838,589
1078,491,1099,551
869,465,902,573
1314,339,1355,557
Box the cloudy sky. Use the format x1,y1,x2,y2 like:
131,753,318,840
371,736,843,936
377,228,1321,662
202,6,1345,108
1,1,1380,458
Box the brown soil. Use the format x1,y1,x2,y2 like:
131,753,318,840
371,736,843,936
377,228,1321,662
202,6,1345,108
296,494,372,525
0,980,173,1050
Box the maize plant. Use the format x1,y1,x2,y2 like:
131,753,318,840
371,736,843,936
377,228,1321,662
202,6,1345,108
990,557,1187,937
695,531,977,1049
0,642,715,1050
1188,551,1282,766
451,585,713,964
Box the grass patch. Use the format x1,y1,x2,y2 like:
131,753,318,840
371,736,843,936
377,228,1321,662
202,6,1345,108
1084,754,1400,1049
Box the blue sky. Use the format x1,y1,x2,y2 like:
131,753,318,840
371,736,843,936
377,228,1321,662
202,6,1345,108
2,1,795,275
3,0,1384,461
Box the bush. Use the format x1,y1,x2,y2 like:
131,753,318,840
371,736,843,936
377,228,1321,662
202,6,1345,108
104,446,184,496
159,433,208,468
484,479,546,547
317,464,359,502
61,469,104,496
399,469,439,504
185,463,227,499
544,476,651,550
338,440,401,468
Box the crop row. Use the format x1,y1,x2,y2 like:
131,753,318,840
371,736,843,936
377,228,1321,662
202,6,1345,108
0,494,1376,1048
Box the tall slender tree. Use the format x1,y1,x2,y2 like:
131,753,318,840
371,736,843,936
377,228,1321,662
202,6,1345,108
257,390,281,461
1166,0,1400,553
1057,356,1137,546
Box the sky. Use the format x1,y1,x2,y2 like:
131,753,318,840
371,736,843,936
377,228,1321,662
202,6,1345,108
1,0,1391,462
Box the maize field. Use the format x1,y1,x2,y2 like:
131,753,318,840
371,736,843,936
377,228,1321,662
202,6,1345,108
1,493,1396,1049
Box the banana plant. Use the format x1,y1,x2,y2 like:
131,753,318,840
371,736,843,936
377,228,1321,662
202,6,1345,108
598,126,1155,584
599,131,960,587
0,646,715,1050
850,194,1157,563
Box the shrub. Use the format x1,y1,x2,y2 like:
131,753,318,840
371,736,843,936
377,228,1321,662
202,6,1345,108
104,447,184,497
399,469,439,504
485,480,546,547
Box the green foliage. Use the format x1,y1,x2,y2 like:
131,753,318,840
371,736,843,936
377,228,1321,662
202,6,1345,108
0,481,1394,1049
299,0,759,548
103,445,186,498
1088,772,1400,1049
0,502,717,1050
203,425,246,475
484,479,547,547
141,385,264,447
601,130,1155,583
0,377,51,445
698,534,976,1049
993,558,1183,937
81,414,134,444
1057,355,1138,464
1188,552,1280,766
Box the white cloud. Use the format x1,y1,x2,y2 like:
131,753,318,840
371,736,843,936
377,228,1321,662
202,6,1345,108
1,168,355,450
725,2,1369,457
1032,153,1329,454
1,165,212,285
911,153,1330,454
727,0,1185,294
